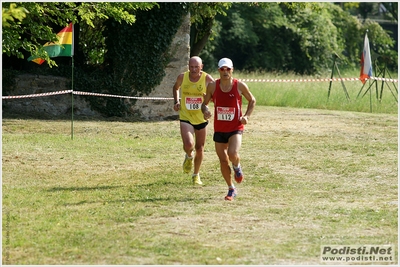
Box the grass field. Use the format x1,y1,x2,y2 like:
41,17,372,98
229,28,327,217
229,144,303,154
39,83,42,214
2,104,398,264
230,70,398,114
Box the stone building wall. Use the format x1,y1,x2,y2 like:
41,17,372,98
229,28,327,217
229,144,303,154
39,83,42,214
132,13,190,120
2,74,100,117
2,14,190,120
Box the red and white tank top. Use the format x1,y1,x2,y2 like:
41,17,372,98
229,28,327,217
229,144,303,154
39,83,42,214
213,79,244,133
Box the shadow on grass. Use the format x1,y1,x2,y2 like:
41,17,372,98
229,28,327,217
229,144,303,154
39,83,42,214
47,183,209,206
47,185,123,192
62,196,205,207
133,181,179,188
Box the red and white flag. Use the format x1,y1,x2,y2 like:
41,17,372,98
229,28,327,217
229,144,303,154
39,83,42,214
360,33,373,84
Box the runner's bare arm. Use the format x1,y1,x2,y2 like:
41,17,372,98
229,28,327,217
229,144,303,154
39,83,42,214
201,82,216,120
173,73,184,111
239,81,256,124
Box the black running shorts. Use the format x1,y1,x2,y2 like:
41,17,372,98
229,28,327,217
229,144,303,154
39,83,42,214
180,120,208,131
213,130,243,143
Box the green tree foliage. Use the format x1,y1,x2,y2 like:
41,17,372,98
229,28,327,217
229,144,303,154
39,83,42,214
2,3,28,27
201,2,396,75
202,3,338,74
281,3,340,74
341,2,398,22
89,2,188,116
189,2,231,57
2,2,156,67
327,3,396,69
358,2,375,21
361,20,398,70
381,2,398,22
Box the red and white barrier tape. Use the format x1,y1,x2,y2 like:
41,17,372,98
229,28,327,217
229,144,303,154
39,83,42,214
239,76,398,83
3,76,397,100
2,90,73,99
72,91,173,100
2,90,173,100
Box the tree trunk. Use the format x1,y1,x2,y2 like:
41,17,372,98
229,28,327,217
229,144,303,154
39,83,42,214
190,18,214,57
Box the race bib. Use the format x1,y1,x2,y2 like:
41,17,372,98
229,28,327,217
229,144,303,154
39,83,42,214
185,97,202,110
217,107,235,121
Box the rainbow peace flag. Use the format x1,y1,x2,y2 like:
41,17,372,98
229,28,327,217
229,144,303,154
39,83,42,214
359,33,373,84
28,23,74,65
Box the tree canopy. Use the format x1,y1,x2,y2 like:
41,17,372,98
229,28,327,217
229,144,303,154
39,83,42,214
3,2,396,73
199,2,396,74
2,2,157,67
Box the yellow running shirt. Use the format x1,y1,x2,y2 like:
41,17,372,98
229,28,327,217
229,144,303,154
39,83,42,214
179,71,208,125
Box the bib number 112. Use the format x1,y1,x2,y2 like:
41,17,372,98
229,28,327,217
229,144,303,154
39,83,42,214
217,107,235,121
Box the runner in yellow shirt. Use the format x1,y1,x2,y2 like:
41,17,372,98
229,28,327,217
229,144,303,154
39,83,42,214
173,56,215,185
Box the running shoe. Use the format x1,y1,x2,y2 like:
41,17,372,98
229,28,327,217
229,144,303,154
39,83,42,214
233,165,244,183
192,174,203,185
183,154,193,173
224,188,237,201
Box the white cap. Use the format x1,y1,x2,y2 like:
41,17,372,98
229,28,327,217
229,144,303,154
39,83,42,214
218,58,233,68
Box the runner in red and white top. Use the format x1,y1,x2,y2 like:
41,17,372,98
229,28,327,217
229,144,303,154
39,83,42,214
201,58,256,201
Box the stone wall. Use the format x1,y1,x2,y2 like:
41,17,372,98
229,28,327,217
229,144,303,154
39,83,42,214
2,74,100,118
3,14,190,120
132,13,190,120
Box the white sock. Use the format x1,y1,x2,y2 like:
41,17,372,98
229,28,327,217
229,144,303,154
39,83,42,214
233,164,240,170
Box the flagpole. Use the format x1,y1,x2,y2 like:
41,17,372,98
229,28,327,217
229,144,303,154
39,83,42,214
369,79,372,113
71,23,75,140
71,56,74,140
